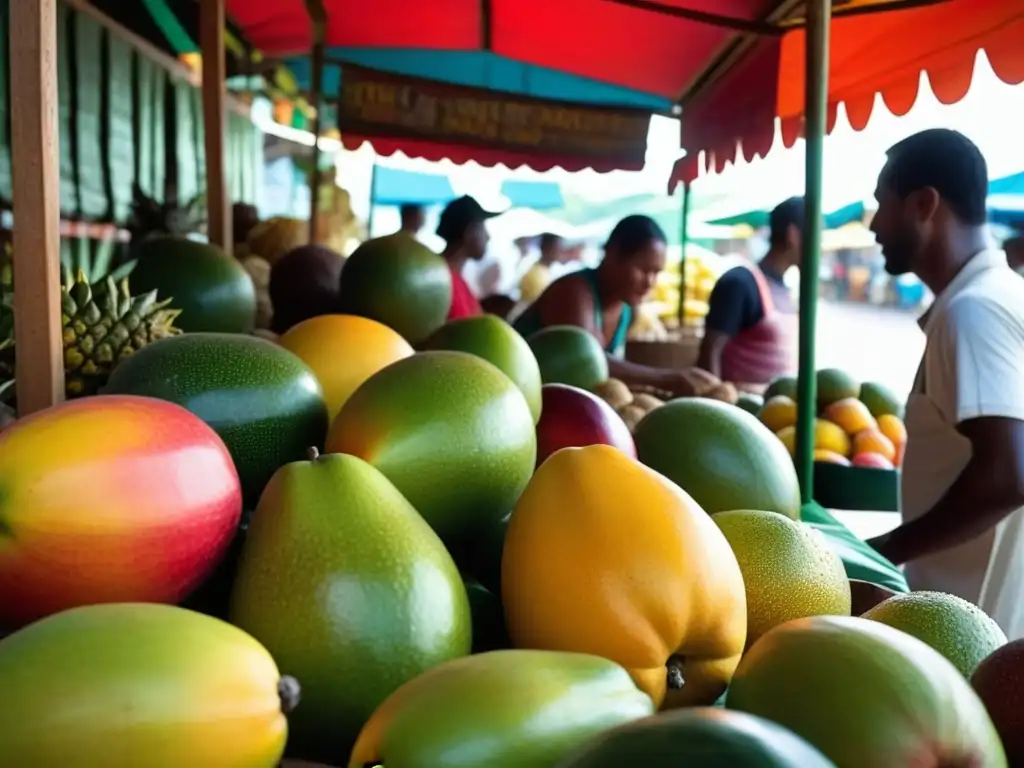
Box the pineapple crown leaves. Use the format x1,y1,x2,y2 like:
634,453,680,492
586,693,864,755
127,184,206,240
0,378,13,405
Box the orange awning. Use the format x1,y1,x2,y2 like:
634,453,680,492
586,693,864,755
672,0,1024,188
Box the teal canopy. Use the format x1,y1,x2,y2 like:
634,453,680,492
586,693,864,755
371,167,455,207
500,179,564,210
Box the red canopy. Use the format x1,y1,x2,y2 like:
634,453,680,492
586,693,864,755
671,0,1024,187
228,0,763,100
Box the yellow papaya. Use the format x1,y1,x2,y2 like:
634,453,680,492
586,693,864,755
502,444,747,708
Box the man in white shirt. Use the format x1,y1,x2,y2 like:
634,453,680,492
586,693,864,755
866,129,1024,640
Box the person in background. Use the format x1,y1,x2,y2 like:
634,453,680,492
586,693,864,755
268,244,346,335
436,195,499,320
696,197,803,385
865,128,1024,640
518,233,565,304
399,203,426,237
1004,234,1024,274
513,215,717,397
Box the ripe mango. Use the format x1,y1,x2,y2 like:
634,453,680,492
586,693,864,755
503,445,747,708
0,603,293,767
349,650,654,767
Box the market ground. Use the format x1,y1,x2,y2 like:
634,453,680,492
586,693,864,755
814,299,924,400
814,299,922,537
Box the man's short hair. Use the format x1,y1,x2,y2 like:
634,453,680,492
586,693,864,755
399,203,424,220
883,129,988,226
769,197,805,247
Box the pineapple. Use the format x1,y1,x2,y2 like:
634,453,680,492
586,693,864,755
127,184,205,253
0,262,183,401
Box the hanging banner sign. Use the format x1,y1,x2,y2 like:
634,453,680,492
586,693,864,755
337,64,652,168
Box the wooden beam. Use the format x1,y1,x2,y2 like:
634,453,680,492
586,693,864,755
10,0,65,414
200,0,232,253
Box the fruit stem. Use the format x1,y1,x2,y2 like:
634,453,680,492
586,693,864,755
306,447,320,461
278,675,301,714
666,656,685,690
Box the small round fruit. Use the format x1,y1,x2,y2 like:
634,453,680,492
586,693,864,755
713,510,851,649
852,428,896,462
535,384,635,467
863,591,1007,678
759,395,797,433
814,449,851,466
822,398,877,436
851,452,895,470
971,639,1024,764
876,414,907,448
279,314,414,422
776,420,850,458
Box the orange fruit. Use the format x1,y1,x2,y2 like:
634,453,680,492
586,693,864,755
776,420,851,458
852,428,896,463
822,398,877,436
759,395,798,433
877,414,907,448
814,449,851,466
279,314,414,422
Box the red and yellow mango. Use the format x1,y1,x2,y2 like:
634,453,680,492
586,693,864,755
0,395,242,629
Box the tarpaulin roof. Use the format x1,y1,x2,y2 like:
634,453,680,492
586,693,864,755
500,180,564,211
371,167,456,207
672,0,1024,186
225,0,778,171
224,0,1024,178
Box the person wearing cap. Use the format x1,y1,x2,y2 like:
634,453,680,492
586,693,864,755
436,195,500,320
696,197,803,386
864,129,1024,640
513,214,718,398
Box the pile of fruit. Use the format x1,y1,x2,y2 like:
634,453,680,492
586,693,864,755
1,232,1020,768
751,369,907,470
643,245,720,329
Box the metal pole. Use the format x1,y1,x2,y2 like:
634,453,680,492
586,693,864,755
305,1,326,244
794,0,832,505
676,181,691,329
367,161,378,238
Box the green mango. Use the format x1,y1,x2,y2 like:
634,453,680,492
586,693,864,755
0,603,293,767
556,708,836,766
230,450,472,764
349,650,654,768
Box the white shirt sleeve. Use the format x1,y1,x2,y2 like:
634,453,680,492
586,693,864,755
929,294,1024,425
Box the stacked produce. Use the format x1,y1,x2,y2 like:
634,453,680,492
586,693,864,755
758,370,907,470
640,245,720,330
0,231,1018,767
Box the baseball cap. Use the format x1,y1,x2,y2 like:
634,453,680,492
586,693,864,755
436,195,501,242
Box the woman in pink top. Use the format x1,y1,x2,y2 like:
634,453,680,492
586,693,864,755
697,198,802,385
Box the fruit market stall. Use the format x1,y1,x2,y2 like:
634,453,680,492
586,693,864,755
669,0,1024,510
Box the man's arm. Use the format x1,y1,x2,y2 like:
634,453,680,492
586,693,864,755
697,270,756,377
871,416,1024,564
870,296,1024,564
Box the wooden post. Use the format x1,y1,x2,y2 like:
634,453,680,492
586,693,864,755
10,0,64,414
200,0,231,253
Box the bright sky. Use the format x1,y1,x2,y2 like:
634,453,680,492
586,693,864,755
326,51,1024,220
